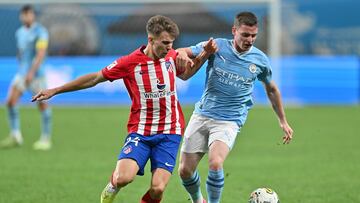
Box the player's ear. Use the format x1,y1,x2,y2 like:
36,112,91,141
232,26,237,36
148,35,154,45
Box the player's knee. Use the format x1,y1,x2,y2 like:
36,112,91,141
38,102,48,111
112,173,134,187
150,183,166,197
209,157,224,171
6,99,15,108
178,164,193,179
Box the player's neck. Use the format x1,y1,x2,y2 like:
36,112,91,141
24,21,35,28
143,45,159,61
232,40,249,54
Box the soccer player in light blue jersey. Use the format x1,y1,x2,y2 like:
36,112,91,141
176,12,293,203
0,5,52,150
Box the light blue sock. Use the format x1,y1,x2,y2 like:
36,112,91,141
7,106,20,134
206,169,224,203
181,170,203,202
41,108,52,139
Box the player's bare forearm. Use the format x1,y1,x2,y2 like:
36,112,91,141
177,47,194,58
265,81,294,143
57,72,106,93
32,71,106,102
178,38,218,80
178,50,212,80
265,82,287,123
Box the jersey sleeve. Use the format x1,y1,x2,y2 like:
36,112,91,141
257,57,272,84
36,27,49,50
189,41,207,57
101,56,129,81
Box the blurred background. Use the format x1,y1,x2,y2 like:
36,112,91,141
0,0,359,105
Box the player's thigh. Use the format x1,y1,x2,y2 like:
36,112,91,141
208,140,230,167
29,76,47,95
113,158,139,183
151,168,172,191
181,114,209,153
7,77,25,105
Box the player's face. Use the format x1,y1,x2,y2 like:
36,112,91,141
232,24,258,53
20,10,35,27
151,31,175,59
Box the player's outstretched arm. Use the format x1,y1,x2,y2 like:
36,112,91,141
264,81,294,144
32,71,106,102
177,38,218,80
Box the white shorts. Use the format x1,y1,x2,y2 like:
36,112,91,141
181,114,240,153
11,74,47,94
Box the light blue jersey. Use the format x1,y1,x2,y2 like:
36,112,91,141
15,22,48,77
191,38,272,126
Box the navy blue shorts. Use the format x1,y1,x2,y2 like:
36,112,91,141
118,133,182,176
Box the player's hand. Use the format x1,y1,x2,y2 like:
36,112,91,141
176,49,194,71
203,37,218,55
32,89,56,102
280,121,293,144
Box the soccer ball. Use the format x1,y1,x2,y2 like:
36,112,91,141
248,187,280,203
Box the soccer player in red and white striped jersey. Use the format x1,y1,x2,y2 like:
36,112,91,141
32,15,217,203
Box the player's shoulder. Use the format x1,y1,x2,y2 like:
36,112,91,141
247,46,271,67
115,47,146,67
249,46,268,58
36,23,48,32
126,46,147,61
167,49,177,58
214,38,231,47
15,26,23,36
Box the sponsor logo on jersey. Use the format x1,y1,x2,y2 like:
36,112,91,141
143,90,176,99
156,79,166,91
249,64,257,73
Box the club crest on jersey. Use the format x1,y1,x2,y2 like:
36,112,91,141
165,61,174,72
249,64,257,73
156,79,166,91
123,145,132,154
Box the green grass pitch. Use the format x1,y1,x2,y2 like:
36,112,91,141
0,105,359,203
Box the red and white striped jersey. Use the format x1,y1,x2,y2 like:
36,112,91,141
102,46,185,136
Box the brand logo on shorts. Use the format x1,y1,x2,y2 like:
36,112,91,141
165,162,174,167
123,145,132,154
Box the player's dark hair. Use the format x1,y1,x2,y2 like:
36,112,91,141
21,4,34,13
234,11,258,27
146,15,179,38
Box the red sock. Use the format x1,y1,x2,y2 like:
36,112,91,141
140,190,161,203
